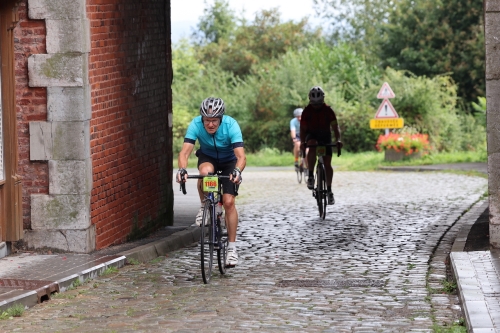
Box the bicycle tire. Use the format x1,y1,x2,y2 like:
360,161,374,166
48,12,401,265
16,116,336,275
217,218,228,275
320,164,327,219
316,163,326,219
200,200,214,284
296,168,302,183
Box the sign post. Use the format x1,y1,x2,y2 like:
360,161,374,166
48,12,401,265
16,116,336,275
370,82,403,134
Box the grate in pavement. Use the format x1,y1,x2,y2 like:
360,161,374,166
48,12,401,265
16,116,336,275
0,278,59,304
277,279,385,288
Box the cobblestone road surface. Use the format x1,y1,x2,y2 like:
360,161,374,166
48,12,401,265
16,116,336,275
0,171,488,333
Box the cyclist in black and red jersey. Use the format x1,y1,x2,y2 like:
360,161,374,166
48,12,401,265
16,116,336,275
300,86,343,205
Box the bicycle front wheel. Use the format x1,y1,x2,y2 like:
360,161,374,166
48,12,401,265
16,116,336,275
317,164,327,219
200,201,214,284
217,218,228,275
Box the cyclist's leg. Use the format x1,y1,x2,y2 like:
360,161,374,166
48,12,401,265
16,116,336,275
218,161,239,266
305,136,317,175
323,154,335,204
222,193,237,243
293,135,301,166
323,155,333,187
304,148,309,169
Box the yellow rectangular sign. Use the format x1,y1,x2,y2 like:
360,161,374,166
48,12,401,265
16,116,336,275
370,118,404,129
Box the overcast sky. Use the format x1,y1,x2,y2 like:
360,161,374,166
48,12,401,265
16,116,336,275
171,0,323,43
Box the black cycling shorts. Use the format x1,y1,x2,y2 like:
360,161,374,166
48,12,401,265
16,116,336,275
196,150,239,196
305,132,333,156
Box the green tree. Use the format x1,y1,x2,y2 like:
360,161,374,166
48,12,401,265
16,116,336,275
195,8,322,77
378,0,484,106
192,0,236,45
172,39,205,82
312,0,400,63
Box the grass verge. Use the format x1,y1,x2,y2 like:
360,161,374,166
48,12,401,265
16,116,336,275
178,148,486,171
0,304,25,320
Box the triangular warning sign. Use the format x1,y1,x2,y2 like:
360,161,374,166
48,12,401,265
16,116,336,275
377,82,396,99
374,99,399,118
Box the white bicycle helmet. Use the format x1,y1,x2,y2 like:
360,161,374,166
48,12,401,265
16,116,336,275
293,108,303,117
308,86,325,104
200,97,225,118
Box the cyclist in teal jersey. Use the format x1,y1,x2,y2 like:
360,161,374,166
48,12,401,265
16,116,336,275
177,97,246,267
290,108,303,168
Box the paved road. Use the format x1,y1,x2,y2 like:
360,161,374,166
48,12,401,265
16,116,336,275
0,170,488,332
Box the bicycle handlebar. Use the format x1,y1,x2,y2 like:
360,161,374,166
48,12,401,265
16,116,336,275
179,174,231,195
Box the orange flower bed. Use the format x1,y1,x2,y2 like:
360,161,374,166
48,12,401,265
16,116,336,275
376,133,431,155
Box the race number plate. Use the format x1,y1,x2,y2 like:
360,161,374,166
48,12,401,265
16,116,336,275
316,146,326,156
203,176,218,192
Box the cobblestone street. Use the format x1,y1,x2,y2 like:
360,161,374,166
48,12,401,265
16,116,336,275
0,170,488,333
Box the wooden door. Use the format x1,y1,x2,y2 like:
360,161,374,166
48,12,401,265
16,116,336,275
0,0,22,243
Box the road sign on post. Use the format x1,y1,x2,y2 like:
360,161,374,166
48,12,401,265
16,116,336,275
370,82,403,131
374,99,399,118
370,118,404,129
377,82,396,99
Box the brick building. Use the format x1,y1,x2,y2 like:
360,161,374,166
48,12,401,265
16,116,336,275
0,0,173,256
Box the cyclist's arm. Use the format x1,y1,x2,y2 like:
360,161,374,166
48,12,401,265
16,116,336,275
300,121,308,145
233,147,246,172
178,142,195,170
331,119,341,142
290,119,297,140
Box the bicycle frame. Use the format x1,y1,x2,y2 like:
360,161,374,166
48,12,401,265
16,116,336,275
306,143,339,219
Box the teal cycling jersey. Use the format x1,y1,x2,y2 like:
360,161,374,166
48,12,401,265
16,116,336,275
184,115,244,163
290,117,300,136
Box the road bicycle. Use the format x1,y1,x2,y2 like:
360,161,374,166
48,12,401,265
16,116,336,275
180,173,229,284
306,143,340,220
295,149,307,184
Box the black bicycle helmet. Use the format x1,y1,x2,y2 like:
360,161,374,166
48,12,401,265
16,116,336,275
308,86,325,104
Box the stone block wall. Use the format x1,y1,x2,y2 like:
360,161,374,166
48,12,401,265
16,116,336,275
14,1,49,230
486,0,500,248
24,0,94,253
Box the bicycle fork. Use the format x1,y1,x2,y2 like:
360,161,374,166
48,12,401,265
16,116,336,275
312,156,325,199
209,194,224,250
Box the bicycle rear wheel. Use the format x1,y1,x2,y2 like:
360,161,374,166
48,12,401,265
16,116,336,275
217,218,228,275
200,201,214,284
316,164,327,219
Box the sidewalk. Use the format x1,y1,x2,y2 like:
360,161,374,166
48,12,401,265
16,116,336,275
0,171,201,312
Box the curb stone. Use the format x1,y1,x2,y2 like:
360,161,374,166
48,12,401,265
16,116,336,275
449,200,498,332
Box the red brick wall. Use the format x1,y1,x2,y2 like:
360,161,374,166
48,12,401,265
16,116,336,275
87,0,171,248
14,1,49,229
